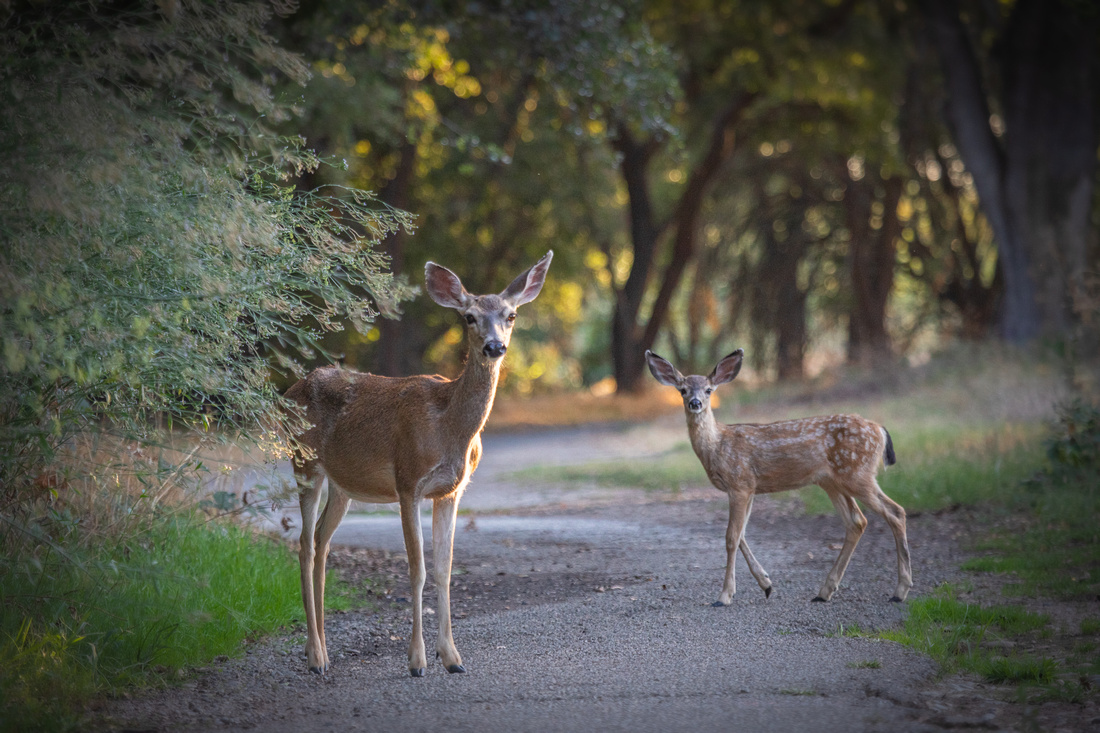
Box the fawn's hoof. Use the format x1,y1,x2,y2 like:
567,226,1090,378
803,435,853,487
309,665,324,675
811,596,827,603
764,586,773,599
409,667,425,678
889,595,904,603
446,664,467,674
711,600,729,607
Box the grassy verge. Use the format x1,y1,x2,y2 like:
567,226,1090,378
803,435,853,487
0,513,350,733
879,585,1100,703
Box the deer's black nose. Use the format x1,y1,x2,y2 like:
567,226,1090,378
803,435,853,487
483,340,507,358
688,397,703,411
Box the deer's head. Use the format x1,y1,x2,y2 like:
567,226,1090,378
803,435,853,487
425,251,553,363
645,349,743,414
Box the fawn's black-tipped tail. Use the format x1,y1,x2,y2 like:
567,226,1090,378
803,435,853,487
884,428,897,466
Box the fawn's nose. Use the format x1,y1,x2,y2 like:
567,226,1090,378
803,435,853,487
483,340,507,359
688,397,703,411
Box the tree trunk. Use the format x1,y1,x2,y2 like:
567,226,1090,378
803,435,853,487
919,0,1098,342
1001,0,1098,336
374,137,420,376
846,174,901,364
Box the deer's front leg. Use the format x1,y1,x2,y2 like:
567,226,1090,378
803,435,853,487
715,490,753,606
432,493,465,673
732,496,773,598
399,494,428,677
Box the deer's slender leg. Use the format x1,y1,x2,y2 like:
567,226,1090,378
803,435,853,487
311,484,350,671
858,480,912,601
296,467,326,674
432,493,464,672
399,493,428,677
814,488,867,602
735,498,773,598
716,490,753,606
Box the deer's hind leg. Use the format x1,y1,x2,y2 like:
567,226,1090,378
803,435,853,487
857,479,912,602
813,486,867,602
311,482,350,671
296,464,326,674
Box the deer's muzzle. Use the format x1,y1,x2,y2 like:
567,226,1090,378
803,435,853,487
483,340,507,358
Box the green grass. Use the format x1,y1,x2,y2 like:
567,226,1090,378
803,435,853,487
874,585,1100,701
507,446,708,492
847,659,882,669
0,514,342,732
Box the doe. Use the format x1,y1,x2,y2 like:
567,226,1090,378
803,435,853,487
645,349,912,606
285,252,552,676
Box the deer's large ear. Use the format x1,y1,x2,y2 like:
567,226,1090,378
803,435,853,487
709,349,743,386
425,262,472,310
645,350,684,387
501,251,553,307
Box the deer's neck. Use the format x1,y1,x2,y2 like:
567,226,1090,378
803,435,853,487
686,409,723,459
445,354,502,441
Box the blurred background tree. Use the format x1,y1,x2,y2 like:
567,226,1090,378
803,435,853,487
272,0,1098,394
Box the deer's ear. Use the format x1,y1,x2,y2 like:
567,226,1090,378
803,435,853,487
425,262,472,310
501,251,553,307
709,349,744,386
645,350,683,387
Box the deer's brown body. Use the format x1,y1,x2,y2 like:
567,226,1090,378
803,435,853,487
287,252,551,677
646,349,912,606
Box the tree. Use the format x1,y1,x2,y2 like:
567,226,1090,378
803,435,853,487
919,0,1099,341
0,0,409,498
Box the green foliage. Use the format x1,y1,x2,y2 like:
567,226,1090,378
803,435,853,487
0,2,399,727
0,0,412,497
961,401,1100,600
0,514,315,732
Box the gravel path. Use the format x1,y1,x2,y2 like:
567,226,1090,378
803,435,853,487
101,420,1099,732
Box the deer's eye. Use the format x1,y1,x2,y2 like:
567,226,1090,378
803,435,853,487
705,388,713,395
465,314,476,325
679,388,687,395
507,313,517,323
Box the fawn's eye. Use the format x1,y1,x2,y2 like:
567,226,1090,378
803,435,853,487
679,388,687,395
465,314,476,325
507,313,517,323
705,388,713,395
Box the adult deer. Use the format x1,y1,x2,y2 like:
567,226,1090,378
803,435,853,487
645,349,911,606
285,252,552,676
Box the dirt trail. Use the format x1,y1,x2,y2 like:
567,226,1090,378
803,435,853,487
103,419,1099,732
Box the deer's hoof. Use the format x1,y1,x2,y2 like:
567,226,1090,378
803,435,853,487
811,596,827,603
446,664,467,674
764,586,773,599
308,665,324,675
410,667,425,678
711,600,729,607
889,595,903,603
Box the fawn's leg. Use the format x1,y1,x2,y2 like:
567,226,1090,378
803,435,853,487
716,490,753,606
813,488,867,602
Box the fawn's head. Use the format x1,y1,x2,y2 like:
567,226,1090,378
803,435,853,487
645,349,744,414
425,251,553,363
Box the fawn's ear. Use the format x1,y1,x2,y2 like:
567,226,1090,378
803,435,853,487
645,350,684,387
425,262,473,310
709,349,744,386
501,251,553,307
